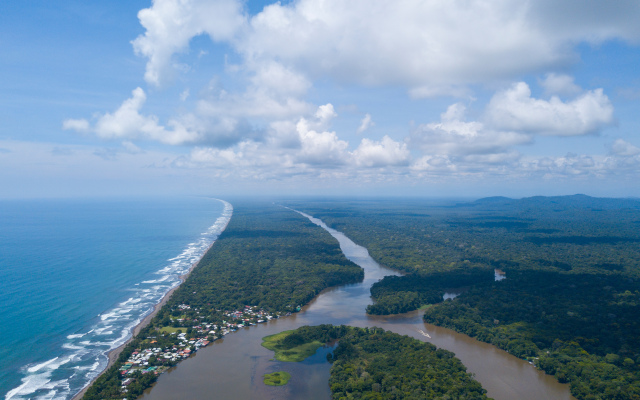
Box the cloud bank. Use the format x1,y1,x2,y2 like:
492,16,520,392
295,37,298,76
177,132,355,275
133,0,640,92
59,0,640,192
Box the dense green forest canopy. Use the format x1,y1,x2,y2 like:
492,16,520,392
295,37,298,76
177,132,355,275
82,201,363,400
264,325,490,400
170,202,363,313
285,195,640,400
287,195,640,277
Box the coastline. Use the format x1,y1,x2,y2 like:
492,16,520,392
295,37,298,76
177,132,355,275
72,203,365,400
70,230,224,400
71,265,192,400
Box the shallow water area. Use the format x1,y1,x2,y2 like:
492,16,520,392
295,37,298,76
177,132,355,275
1,198,231,400
141,210,575,400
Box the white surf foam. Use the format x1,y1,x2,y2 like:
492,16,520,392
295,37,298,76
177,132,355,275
66,333,84,340
6,199,233,400
26,358,60,374
5,376,51,400
6,356,72,400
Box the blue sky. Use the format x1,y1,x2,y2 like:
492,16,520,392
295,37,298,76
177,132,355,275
2,0,640,198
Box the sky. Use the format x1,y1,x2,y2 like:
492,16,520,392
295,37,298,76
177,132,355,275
1,0,640,199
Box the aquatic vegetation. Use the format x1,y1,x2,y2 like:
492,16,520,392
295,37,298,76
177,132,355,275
263,371,291,386
261,330,325,362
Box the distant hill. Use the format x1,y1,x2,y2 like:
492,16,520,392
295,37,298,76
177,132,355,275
464,194,640,211
470,196,515,206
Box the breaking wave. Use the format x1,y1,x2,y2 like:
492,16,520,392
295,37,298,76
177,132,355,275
5,200,232,400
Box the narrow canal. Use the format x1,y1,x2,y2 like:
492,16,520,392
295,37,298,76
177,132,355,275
141,211,574,400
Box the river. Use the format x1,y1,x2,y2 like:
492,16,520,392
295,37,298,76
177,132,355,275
140,211,574,400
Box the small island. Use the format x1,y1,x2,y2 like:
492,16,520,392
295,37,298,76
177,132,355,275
262,325,489,399
261,330,325,362
263,371,291,386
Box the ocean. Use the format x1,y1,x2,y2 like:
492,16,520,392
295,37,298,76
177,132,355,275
0,197,231,400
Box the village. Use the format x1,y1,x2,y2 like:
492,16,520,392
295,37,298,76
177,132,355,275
117,304,287,395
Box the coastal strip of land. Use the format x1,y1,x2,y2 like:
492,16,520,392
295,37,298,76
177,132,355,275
78,201,364,400
70,231,222,400
71,200,233,400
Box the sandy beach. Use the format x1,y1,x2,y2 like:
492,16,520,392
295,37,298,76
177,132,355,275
70,249,210,400
70,201,232,400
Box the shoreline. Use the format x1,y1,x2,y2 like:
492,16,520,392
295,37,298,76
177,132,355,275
70,240,217,400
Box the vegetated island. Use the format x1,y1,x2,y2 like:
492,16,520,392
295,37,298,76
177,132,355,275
262,325,490,399
262,329,326,362
263,371,291,386
287,195,640,400
80,201,363,399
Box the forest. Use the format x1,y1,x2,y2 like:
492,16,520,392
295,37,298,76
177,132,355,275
82,201,363,400
263,325,490,400
168,202,363,313
286,195,640,400
366,269,493,315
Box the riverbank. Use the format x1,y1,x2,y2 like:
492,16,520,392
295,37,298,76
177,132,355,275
138,208,574,400
75,202,365,400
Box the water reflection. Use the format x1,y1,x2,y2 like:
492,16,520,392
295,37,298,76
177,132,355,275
141,211,574,400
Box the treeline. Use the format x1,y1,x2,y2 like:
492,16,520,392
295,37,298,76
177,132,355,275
268,325,490,399
367,269,494,315
284,195,640,399
83,368,157,400
288,196,640,278
168,203,363,314
423,270,640,399
82,202,363,399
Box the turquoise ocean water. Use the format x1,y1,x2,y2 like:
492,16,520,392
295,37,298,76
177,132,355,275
0,197,231,400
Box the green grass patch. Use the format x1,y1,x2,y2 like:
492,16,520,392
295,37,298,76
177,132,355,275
158,326,184,334
418,304,433,310
263,371,291,386
262,330,324,362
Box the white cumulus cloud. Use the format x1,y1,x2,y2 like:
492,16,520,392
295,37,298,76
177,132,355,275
409,103,531,156
411,155,457,173
64,88,200,145
196,63,314,121
132,0,246,86
296,105,348,166
62,119,90,133
611,139,640,157
352,136,410,167
485,82,614,136
357,114,374,134
539,73,582,97
132,0,640,95
59,1,640,190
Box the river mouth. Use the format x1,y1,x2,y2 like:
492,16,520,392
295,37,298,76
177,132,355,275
141,210,575,400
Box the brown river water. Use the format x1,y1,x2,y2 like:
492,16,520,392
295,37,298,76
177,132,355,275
141,211,575,400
